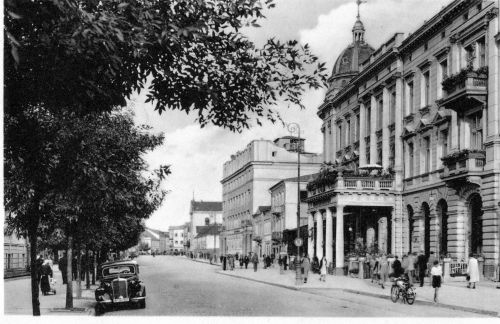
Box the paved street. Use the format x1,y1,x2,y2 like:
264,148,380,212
98,256,486,317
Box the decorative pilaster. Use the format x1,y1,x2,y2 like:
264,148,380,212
359,102,367,166
394,71,404,191
316,212,324,260
335,205,345,274
382,87,390,169
308,212,315,258
370,95,377,164
325,208,333,263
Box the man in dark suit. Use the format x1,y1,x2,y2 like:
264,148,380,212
59,252,68,284
417,251,428,287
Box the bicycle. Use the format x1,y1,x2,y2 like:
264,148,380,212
390,276,416,305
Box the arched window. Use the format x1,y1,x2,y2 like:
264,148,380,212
421,202,431,257
468,194,483,255
407,205,414,253
436,200,448,257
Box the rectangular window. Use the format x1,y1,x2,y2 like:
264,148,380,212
338,124,342,151
408,143,414,177
423,71,430,106
377,148,382,166
424,136,431,173
477,39,486,68
406,80,414,114
390,90,396,124
355,114,360,141
389,144,395,169
470,111,483,149
441,130,449,158
346,118,351,145
438,60,448,99
441,60,448,80
377,97,383,129
366,106,371,134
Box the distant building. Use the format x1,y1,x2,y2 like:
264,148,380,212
168,225,186,253
4,231,29,277
269,174,316,256
192,225,222,258
252,206,272,257
221,136,322,255
188,200,222,253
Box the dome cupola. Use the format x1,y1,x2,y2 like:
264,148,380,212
326,0,374,100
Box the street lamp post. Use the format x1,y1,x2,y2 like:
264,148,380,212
288,122,302,286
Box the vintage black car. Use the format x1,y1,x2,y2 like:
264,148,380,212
94,260,146,315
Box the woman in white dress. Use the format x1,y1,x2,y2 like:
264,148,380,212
319,256,328,282
467,253,480,289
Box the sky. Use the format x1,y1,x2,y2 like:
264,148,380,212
134,0,452,231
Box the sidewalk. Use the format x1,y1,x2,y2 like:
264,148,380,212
4,265,97,316
215,264,500,317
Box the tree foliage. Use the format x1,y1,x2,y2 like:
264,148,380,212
5,0,328,131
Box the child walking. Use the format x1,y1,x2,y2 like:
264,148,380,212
430,260,442,303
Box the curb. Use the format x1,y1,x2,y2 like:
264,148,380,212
189,258,221,267
216,271,499,317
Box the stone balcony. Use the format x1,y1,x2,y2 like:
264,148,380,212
440,149,485,186
439,67,487,112
307,173,395,201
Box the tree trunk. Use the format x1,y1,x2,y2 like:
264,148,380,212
76,247,82,298
85,249,90,289
65,236,73,309
91,251,96,285
29,230,41,316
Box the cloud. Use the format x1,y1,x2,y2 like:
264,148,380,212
299,0,451,71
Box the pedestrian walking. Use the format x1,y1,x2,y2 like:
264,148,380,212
244,255,249,269
431,260,442,303
301,254,311,283
59,252,68,285
283,255,288,271
378,254,389,289
239,257,244,269
390,255,404,279
467,253,479,289
265,255,271,269
251,253,259,272
40,260,53,295
417,250,427,287
311,256,320,274
370,254,379,283
319,256,327,282
72,255,78,281
408,252,416,285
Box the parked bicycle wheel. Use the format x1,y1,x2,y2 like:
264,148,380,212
405,287,416,305
390,286,399,303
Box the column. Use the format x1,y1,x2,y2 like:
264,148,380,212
382,86,390,169
394,71,404,190
370,95,377,164
487,16,499,138
359,101,367,166
451,110,459,151
450,39,461,74
460,117,469,149
322,126,327,163
325,208,333,263
331,119,337,163
308,212,315,258
335,205,345,275
316,212,324,260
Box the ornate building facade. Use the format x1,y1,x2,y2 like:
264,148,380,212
307,0,499,278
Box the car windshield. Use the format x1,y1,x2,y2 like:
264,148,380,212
102,265,135,276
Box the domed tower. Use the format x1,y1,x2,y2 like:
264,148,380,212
326,1,374,100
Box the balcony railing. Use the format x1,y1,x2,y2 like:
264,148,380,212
441,149,485,179
307,174,395,197
440,67,488,112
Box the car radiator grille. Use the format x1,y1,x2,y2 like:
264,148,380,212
112,278,128,299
